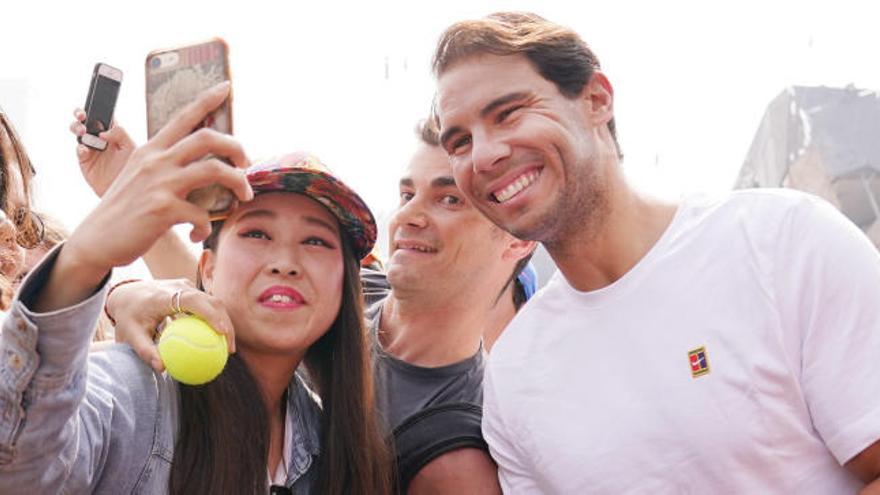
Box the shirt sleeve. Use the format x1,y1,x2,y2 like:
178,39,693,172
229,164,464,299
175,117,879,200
0,244,151,491
776,195,880,464
482,361,541,493
360,267,390,308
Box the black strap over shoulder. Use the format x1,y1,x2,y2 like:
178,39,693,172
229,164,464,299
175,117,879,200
392,402,488,492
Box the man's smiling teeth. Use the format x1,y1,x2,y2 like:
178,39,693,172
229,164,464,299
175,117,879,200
396,242,437,253
493,170,540,203
268,294,293,304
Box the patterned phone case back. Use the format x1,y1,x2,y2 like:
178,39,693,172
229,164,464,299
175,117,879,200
145,39,232,138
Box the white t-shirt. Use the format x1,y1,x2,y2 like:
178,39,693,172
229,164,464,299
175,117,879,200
483,189,880,494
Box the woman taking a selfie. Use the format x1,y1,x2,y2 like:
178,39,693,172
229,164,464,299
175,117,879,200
0,84,391,494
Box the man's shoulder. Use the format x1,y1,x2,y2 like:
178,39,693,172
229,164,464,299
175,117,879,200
715,188,848,221
682,188,826,221
672,188,845,245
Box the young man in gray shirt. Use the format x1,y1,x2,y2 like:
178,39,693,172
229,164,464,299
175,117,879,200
359,121,534,492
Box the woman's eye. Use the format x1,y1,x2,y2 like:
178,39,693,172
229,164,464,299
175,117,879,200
304,237,334,248
241,230,269,240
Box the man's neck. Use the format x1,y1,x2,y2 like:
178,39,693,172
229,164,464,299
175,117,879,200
548,180,678,293
483,285,516,353
379,288,487,367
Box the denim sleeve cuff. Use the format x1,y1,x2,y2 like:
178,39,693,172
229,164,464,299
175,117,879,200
6,243,111,388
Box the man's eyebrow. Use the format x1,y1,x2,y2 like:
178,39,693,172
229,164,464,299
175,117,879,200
439,91,531,149
439,125,463,150
399,176,457,189
431,176,457,188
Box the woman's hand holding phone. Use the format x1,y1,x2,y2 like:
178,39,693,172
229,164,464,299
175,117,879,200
145,38,236,218
41,82,255,314
37,82,253,315
70,111,136,197
95,81,252,248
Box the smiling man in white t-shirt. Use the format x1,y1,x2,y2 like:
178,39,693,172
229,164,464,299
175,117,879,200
431,11,880,494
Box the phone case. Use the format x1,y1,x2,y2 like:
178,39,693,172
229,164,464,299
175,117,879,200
145,39,236,217
145,38,232,137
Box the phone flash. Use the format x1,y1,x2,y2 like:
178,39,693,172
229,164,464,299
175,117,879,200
150,52,180,71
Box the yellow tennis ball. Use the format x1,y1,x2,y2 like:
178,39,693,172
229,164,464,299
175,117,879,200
157,315,228,385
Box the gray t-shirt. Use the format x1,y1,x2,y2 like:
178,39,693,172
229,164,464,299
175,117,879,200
360,268,485,431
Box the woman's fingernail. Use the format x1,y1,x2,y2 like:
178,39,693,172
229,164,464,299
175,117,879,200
211,80,231,94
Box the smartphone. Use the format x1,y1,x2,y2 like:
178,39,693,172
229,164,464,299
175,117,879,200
80,63,123,151
145,38,236,217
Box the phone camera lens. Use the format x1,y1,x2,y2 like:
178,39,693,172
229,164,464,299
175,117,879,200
151,57,161,69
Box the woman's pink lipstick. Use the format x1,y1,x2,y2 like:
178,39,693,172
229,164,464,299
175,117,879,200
258,285,305,310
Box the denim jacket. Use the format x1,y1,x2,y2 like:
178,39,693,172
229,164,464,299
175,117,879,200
0,247,322,494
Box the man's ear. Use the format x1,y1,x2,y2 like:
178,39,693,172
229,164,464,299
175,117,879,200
198,249,216,293
579,72,614,128
503,237,537,263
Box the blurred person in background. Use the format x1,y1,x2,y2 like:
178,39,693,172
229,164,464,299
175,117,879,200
0,107,44,312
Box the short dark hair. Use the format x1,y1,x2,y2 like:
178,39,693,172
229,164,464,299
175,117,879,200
416,118,440,147
432,12,622,159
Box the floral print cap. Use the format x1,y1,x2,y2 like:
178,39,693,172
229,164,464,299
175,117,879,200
244,151,377,261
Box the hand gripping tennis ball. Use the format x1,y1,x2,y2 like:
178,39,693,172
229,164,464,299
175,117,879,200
157,315,228,385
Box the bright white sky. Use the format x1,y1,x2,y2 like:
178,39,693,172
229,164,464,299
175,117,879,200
2,0,879,279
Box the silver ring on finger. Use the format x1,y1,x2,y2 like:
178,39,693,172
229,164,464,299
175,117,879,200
170,289,184,316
